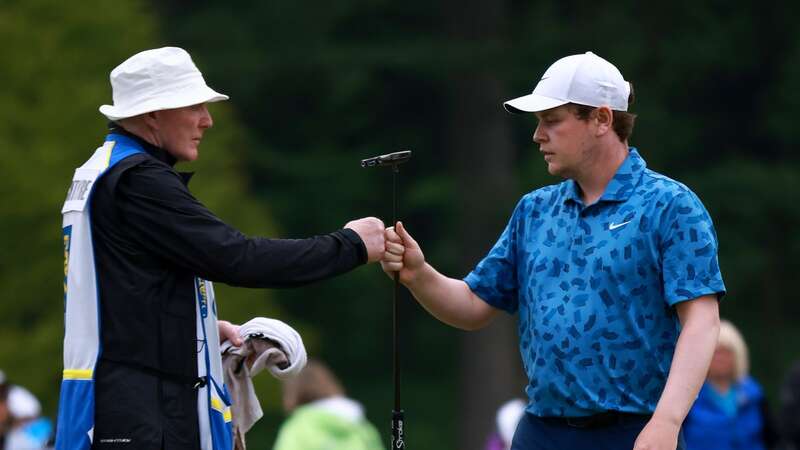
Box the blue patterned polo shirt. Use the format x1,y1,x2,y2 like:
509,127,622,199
464,148,725,417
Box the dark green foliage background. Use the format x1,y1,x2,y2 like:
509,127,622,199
1,1,798,448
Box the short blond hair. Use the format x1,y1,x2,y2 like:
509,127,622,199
717,319,749,381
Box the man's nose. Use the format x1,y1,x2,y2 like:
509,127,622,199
533,123,546,144
199,105,213,129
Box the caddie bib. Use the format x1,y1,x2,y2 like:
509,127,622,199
56,133,233,450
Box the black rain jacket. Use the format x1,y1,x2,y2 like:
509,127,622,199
87,127,366,449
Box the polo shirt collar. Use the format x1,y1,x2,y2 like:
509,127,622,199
562,147,647,205
600,147,646,201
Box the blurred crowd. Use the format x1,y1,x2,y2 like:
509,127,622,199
485,319,800,450
4,319,800,449
0,360,386,450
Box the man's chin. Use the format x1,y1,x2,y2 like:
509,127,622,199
183,147,200,162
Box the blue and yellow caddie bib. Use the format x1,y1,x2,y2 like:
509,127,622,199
56,133,233,450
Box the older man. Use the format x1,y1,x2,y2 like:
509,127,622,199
382,52,724,450
57,47,385,450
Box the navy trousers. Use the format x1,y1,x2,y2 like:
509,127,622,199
511,413,686,450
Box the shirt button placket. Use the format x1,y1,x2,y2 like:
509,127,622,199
568,204,584,252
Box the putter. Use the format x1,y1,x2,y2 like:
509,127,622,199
361,150,412,449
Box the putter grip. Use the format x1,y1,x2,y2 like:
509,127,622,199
391,409,405,449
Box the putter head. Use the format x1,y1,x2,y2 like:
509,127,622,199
361,150,412,168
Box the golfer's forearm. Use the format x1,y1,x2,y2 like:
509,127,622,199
652,299,720,425
405,263,497,330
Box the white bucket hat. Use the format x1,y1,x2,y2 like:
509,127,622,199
504,51,630,114
99,47,229,121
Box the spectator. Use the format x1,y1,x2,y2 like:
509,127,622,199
0,370,53,450
485,399,526,450
683,320,777,450
273,359,384,450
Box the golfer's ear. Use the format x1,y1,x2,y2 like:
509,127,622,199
594,106,613,136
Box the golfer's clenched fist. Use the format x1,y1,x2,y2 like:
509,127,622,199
381,221,426,285
344,217,386,262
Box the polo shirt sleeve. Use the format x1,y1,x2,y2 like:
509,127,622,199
659,190,726,305
463,196,527,314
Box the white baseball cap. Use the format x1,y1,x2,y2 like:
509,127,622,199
504,51,630,114
99,47,229,121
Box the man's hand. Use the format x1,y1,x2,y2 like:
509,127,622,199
344,217,386,263
381,221,426,285
633,416,680,450
218,320,243,346
380,221,498,330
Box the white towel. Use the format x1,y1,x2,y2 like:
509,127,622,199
221,317,307,450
